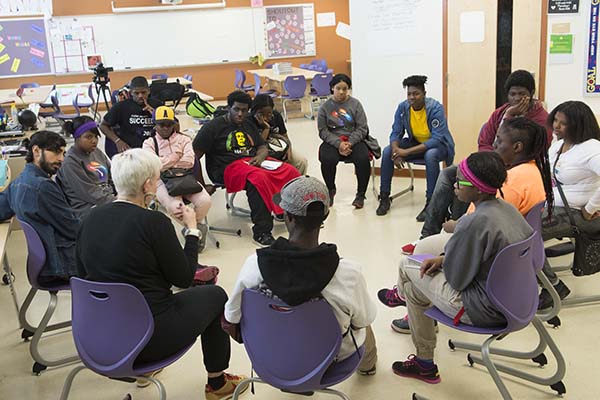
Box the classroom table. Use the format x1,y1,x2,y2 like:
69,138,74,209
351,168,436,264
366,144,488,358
0,86,53,107
248,67,321,118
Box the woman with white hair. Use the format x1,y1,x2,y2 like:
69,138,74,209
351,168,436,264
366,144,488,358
76,149,247,399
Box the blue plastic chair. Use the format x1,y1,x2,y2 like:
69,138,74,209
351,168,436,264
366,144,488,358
279,75,307,122
60,278,194,400
234,69,254,92
413,231,566,399
17,219,78,375
309,73,332,118
151,73,168,80
233,289,363,399
252,73,277,98
20,82,40,88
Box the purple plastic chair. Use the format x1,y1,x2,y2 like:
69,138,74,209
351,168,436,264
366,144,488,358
73,84,94,109
252,73,277,98
413,231,566,399
60,278,194,400
232,289,363,399
38,84,58,121
234,69,254,92
279,75,307,122
151,73,168,80
17,219,78,375
309,73,332,118
20,82,40,88
50,94,80,125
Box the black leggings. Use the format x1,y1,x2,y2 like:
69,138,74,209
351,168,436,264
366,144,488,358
319,141,371,195
136,285,231,373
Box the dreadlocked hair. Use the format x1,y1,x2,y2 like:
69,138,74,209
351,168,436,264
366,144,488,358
466,152,507,198
502,118,554,219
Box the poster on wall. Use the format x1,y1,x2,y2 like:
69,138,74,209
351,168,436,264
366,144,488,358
0,18,53,78
48,18,98,74
548,0,580,14
586,1,600,94
265,4,315,59
0,0,52,17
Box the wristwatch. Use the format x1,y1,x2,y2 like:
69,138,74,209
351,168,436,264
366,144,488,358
181,227,201,237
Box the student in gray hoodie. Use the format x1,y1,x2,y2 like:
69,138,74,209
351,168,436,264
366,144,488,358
318,74,371,209
57,116,115,216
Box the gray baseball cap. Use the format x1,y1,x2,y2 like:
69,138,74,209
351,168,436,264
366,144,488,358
273,176,330,217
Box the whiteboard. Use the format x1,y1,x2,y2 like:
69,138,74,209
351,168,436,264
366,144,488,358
349,0,444,155
49,7,266,71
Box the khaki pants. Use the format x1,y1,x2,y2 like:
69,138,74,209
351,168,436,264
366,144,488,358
288,150,308,175
396,257,471,360
357,325,377,371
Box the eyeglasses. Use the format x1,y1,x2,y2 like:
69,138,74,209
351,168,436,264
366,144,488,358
456,179,474,188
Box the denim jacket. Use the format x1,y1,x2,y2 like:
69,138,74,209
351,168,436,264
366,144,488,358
0,163,79,279
389,97,455,165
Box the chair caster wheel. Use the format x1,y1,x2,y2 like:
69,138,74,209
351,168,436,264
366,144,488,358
122,394,132,400
547,316,561,328
21,329,34,341
532,353,548,367
2,272,15,285
412,393,418,400
467,354,474,367
448,339,455,351
32,362,47,375
215,241,221,249
550,381,566,396
236,229,242,236
226,204,231,210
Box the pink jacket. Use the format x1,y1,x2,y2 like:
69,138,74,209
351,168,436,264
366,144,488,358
143,132,195,171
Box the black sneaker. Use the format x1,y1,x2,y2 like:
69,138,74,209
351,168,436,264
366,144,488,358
392,354,441,384
538,280,571,310
253,232,275,247
416,201,430,222
376,195,391,216
352,193,366,209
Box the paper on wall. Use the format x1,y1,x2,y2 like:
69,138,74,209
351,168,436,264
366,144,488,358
317,12,336,27
460,11,485,43
336,22,351,40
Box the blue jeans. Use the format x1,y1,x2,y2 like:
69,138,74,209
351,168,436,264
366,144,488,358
379,139,448,200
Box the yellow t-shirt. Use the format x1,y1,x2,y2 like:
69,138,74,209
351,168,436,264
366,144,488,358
409,107,431,143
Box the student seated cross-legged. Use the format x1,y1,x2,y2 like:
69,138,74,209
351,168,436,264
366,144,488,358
142,106,212,252
192,90,300,247
223,176,379,375
57,116,116,217
76,149,241,399
385,152,533,384
376,75,455,220
379,118,555,333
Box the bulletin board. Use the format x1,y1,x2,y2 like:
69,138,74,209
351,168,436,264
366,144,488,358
264,4,315,58
47,18,97,73
0,18,53,77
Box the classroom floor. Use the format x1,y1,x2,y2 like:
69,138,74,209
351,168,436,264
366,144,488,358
1,110,599,399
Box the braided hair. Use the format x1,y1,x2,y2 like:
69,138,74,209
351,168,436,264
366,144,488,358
502,118,554,218
465,152,507,197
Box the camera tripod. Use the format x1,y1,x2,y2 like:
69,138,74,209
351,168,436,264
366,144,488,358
92,79,112,123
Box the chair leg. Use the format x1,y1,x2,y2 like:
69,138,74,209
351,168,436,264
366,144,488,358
477,335,513,400
371,158,378,198
390,162,415,201
147,376,167,400
232,377,262,399
282,99,288,122
29,291,79,374
19,287,71,340
59,365,87,400
226,192,251,217
316,388,351,400
468,318,567,396
3,253,21,327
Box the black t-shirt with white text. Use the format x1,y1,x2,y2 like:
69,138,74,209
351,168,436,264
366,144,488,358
103,98,163,148
193,115,265,183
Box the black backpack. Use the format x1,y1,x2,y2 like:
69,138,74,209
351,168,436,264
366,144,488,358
185,92,216,118
149,82,186,108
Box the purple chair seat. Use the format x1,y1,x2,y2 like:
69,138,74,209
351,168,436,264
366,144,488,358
425,308,508,335
233,289,361,398
60,278,194,400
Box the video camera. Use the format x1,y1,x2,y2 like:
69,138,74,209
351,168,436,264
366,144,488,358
93,63,114,85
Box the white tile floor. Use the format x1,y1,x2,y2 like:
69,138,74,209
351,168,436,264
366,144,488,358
1,112,599,399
